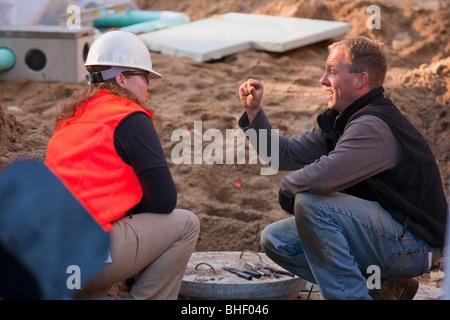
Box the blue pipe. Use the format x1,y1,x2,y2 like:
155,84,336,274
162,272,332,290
0,48,15,72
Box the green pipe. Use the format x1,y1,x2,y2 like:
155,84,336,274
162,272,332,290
94,10,165,28
0,48,15,72
120,16,189,34
93,10,190,39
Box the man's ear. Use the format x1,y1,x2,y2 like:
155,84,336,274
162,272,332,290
356,72,369,90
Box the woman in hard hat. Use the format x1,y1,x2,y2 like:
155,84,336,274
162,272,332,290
45,30,200,300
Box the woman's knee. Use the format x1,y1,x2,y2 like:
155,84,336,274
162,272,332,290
173,209,200,237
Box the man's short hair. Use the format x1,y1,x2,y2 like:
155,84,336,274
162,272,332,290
329,36,387,89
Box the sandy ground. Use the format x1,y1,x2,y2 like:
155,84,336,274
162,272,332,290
0,0,448,300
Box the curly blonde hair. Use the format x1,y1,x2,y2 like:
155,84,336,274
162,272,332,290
54,66,147,130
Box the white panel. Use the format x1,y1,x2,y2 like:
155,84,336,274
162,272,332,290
140,13,350,62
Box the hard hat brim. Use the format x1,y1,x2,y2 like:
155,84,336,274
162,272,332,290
149,69,163,79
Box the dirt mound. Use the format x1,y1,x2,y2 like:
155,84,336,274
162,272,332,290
388,57,450,184
0,104,50,168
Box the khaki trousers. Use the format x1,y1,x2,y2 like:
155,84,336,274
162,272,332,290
78,209,200,300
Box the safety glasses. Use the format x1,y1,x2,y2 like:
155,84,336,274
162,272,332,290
121,71,150,84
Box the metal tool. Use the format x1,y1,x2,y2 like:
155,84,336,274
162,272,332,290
223,267,252,280
245,262,271,277
242,269,262,279
263,265,295,277
265,267,280,278
244,262,264,276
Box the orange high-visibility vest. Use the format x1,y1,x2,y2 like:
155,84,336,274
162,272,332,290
45,90,153,231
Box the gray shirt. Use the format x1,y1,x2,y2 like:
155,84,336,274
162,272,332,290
239,107,400,197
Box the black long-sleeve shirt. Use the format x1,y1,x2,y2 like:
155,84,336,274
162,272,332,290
114,111,177,214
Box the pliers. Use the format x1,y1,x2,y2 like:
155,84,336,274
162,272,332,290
262,265,295,278
245,262,295,278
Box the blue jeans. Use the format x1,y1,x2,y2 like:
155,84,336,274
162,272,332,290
261,192,433,300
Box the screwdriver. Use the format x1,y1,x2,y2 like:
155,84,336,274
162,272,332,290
223,267,253,280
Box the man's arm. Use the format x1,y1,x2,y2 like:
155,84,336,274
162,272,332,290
239,79,328,172
239,106,328,171
281,115,399,197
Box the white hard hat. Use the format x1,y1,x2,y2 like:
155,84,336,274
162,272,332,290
85,30,162,80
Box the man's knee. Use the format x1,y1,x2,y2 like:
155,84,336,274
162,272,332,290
260,218,298,253
294,192,316,223
260,223,274,251
260,219,289,254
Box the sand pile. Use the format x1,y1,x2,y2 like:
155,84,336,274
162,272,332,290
0,0,448,299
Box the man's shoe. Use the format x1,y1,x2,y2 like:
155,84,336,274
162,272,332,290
369,278,419,300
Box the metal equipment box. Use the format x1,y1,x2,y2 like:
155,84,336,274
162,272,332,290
0,25,95,83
